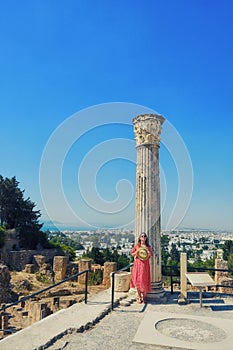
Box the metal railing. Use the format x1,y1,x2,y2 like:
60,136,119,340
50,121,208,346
0,269,90,314
111,263,133,310
111,263,233,310
162,264,233,294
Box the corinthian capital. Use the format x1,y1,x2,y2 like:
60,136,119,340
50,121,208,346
132,114,165,146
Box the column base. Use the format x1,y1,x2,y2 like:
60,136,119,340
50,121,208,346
177,294,189,305
146,281,167,302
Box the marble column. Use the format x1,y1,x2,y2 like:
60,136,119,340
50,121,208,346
132,113,165,299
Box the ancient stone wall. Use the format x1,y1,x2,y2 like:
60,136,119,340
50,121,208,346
33,255,55,282
0,248,65,271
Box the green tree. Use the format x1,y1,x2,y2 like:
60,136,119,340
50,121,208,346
82,247,130,269
228,254,233,271
0,175,48,249
161,234,170,265
59,243,76,261
83,247,104,265
223,240,233,260
102,247,113,262
117,253,129,269
188,257,215,274
168,243,180,266
48,231,84,250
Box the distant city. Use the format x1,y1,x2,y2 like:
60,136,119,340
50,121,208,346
42,221,233,235
44,222,233,263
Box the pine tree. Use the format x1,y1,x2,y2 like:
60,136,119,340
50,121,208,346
0,175,47,249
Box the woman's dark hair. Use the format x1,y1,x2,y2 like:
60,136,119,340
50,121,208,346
138,232,149,247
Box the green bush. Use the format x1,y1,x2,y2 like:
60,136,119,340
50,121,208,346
0,226,6,248
89,270,103,285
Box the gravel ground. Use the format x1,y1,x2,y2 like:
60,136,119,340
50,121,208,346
46,292,233,350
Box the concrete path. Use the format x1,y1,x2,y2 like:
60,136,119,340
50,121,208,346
1,290,233,350
45,291,233,350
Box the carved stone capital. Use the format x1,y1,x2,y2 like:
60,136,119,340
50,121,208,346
132,114,165,146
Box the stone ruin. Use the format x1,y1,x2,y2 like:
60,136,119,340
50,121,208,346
53,256,68,281
0,256,124,337
1,229,19,252
0,265,12,304
215,258,233,294
33,255,55,282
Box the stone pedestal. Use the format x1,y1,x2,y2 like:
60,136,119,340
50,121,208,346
112,272,131,292
53,256,68,281
178,252,188,304
103,262,117,288
133,114,165,300
78,259,92,284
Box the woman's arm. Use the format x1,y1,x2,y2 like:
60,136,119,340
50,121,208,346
131,244,138,257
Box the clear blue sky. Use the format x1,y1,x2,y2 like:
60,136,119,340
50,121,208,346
1,1,233,231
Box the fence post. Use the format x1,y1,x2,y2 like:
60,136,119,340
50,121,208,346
84,270,89,304
170,266,173,294
111,272,115,310
180,252,187,299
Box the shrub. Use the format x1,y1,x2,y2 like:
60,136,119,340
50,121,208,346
89,270,103,285
0,226,6,248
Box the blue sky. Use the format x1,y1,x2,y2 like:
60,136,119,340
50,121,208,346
1,1,233,231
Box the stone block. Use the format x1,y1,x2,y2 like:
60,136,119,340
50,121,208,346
219,277,233,294
112,271,131,292
24,264,35,273
33,255,46,268
53,256,68,281
78,259,92,284
103,262,117,288
215,259,228,284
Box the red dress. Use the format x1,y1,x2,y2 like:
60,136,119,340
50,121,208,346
130,244,152,293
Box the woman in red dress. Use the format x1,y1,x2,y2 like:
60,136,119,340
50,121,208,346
130,232,152,304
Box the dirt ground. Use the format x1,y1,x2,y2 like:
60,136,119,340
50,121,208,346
1,271,107,336
10,271,107,299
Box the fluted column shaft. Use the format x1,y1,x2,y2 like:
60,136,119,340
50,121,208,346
133,114,165,293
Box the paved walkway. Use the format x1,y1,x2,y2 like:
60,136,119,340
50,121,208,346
1,290,233,350
46,291,233,350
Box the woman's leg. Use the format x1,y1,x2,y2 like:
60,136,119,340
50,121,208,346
141,290,147,303
137,288,143,303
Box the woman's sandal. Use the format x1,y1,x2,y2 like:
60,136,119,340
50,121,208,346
137,297,142,304
141,295,147,304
